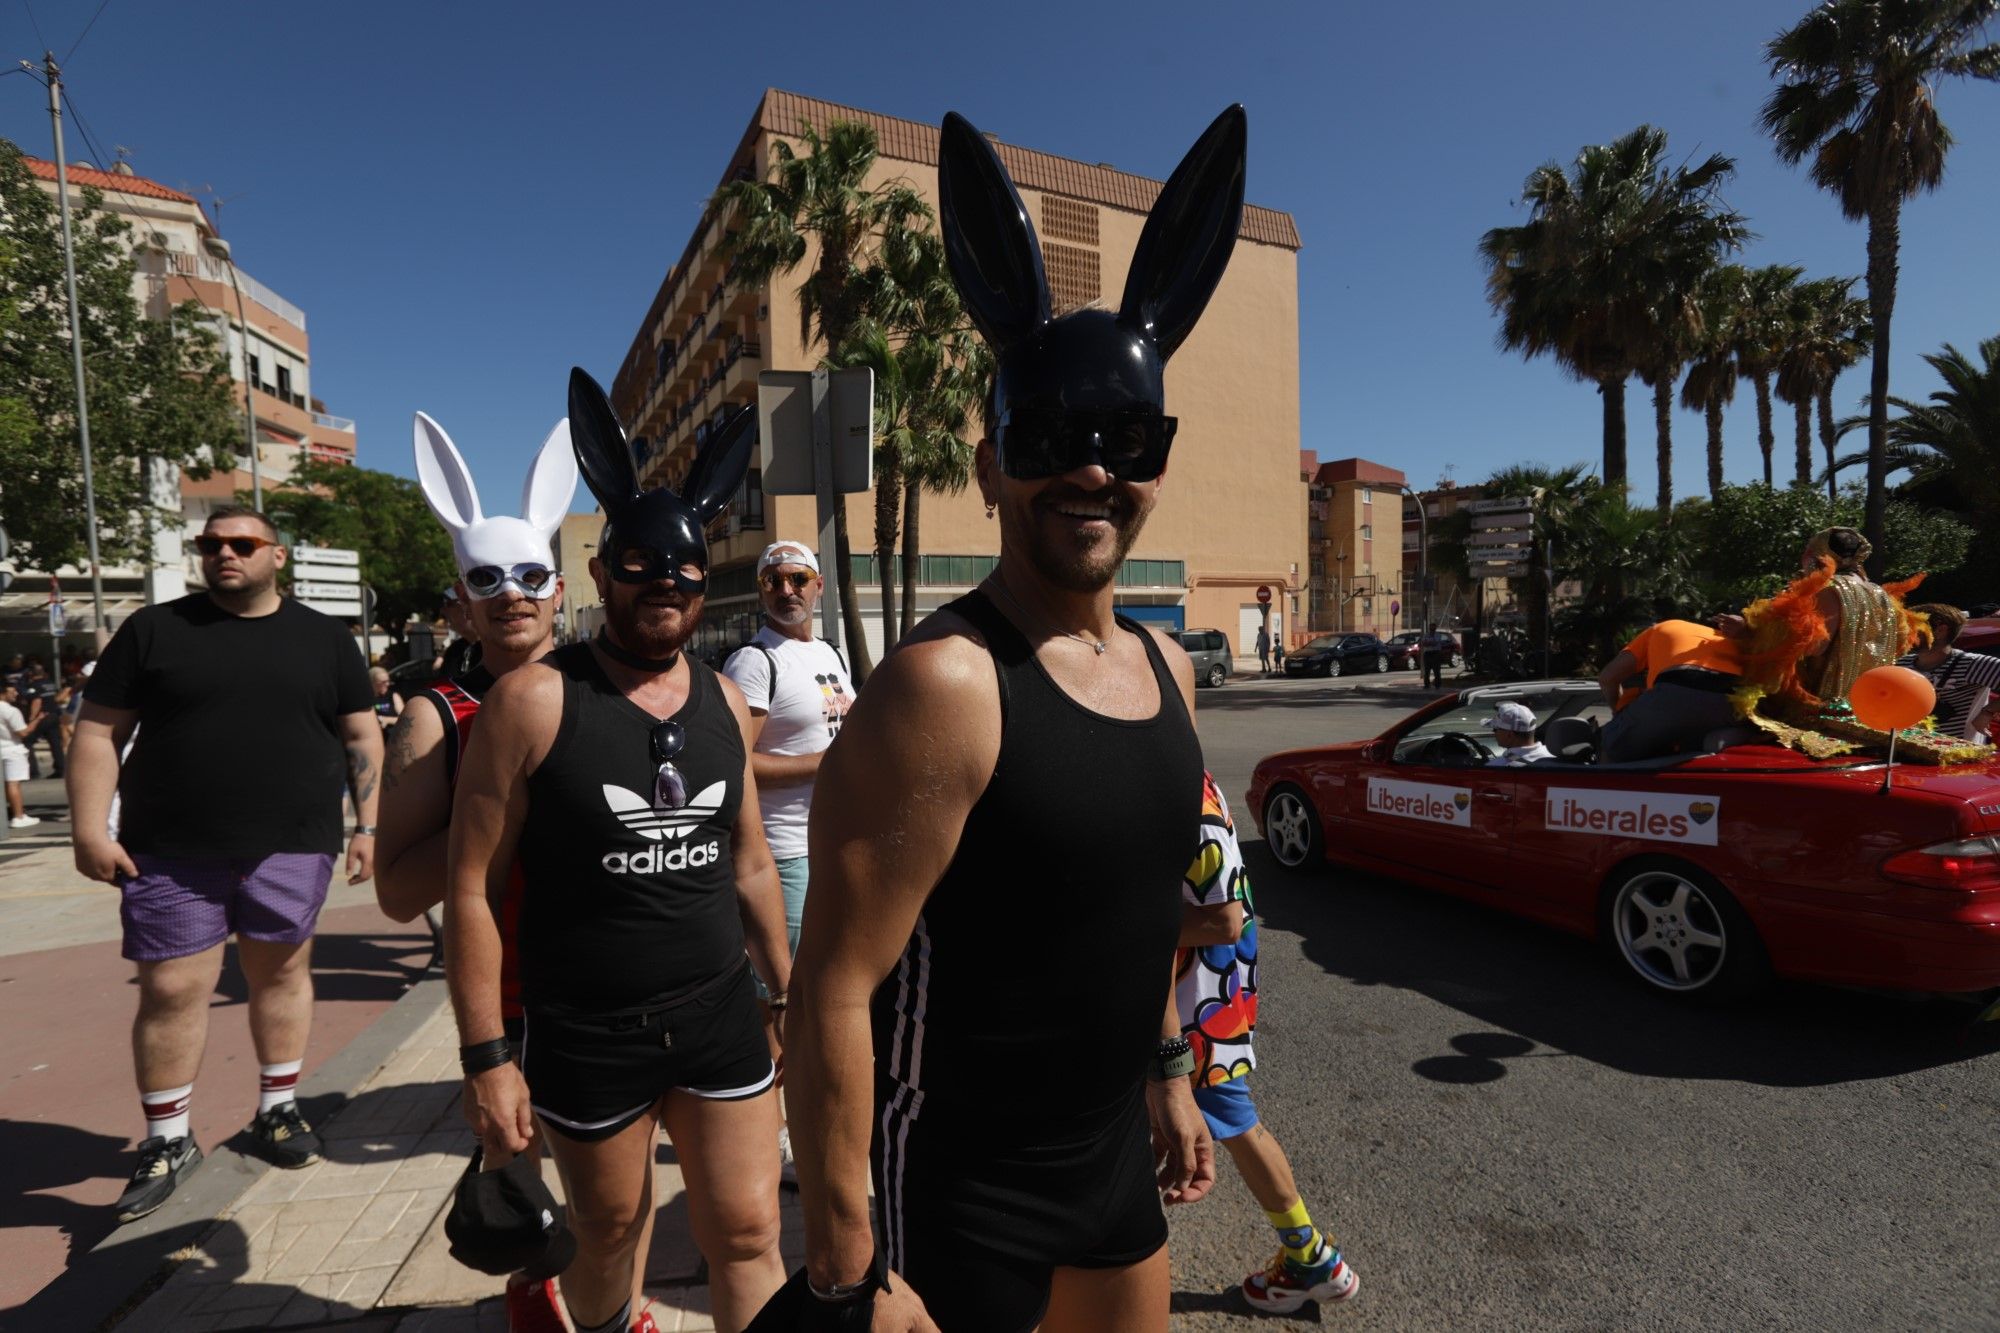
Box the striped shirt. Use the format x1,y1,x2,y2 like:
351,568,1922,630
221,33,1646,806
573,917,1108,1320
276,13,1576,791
1897,649,2000,739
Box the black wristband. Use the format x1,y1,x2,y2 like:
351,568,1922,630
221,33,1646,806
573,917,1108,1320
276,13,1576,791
1149,1034,1197,1081
459,1037,511,1076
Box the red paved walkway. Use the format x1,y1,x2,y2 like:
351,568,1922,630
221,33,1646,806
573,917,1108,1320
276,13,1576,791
0,903,431,1316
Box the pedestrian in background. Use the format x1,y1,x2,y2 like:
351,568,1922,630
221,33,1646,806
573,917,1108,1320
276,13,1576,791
20,658,63,778
67,504,382,1223
369,666,404,730
1256,620,1272,676
723,539,852,1181
1,680,36,828
1421,623,1446,688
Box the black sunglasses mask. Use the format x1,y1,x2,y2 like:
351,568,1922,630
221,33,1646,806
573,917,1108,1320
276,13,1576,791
996,406,1178,483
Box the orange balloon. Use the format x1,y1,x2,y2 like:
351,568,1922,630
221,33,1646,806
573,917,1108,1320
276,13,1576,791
1848,664,1936,733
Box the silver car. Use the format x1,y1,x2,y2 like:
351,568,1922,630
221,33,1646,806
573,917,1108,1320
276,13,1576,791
1178,628,1233,687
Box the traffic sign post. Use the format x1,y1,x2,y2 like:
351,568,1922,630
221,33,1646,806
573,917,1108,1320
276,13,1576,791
1255,584,1272,605
758,368,874,654
291,547,364,619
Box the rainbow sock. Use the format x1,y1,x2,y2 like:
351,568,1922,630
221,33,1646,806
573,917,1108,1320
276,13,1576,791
1264,1200,1334,1268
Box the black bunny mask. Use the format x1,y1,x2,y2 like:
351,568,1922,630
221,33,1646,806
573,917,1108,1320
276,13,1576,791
938,106,1247,477
567,367,755,595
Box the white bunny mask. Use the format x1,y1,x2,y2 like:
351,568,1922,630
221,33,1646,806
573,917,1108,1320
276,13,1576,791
414,413,577,596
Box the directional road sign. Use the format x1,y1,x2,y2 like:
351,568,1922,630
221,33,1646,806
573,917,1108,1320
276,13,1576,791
293,547,364,617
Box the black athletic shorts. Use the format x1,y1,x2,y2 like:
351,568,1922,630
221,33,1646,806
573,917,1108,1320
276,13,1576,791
873,1088,1166,1332
520,961,774,1142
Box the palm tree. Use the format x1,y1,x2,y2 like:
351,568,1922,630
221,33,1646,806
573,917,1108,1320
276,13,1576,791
1480,126,1746,491
1680,265,1747,499
837,225,994,647
714,119,931,677
1830,335,2000,523
1774,276,1871,495
1762,0,2000,569
1731,264,1804,486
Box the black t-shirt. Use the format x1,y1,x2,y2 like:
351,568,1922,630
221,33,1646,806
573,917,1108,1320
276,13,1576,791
85,594,374,857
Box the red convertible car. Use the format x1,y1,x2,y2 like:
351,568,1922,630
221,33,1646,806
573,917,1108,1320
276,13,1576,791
1246,680,2000,1002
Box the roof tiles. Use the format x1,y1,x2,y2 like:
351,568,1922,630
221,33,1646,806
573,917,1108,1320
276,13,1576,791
21,156,198,206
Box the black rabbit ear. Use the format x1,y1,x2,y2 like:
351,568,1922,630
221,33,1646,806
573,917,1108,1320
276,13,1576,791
939,111,1050,353
1119,105,1247,364
680,403,756,525
567,367,640,512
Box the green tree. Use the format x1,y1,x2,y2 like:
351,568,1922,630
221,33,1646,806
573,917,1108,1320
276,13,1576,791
251,460,456,644
1479,126,1746,490
714,119,930,678
1773,276,1870,494
1829,335,2000,522
0,141,238,570
1762,0,2000,572
1680,264,1746,499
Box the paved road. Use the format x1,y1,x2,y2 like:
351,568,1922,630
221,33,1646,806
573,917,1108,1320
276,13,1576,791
1168,674,2000,1331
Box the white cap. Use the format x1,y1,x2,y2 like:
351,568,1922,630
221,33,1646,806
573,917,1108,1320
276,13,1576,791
1483,701,1537,733
756,541,820,576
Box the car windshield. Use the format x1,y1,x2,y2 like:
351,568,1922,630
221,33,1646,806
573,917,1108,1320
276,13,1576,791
1301,636,1341,651
1393,684,1608,763
1388,632,1419,644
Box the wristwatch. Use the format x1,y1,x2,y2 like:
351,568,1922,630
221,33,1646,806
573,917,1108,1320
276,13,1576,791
352,825,377,837
1150,1034,1197,1081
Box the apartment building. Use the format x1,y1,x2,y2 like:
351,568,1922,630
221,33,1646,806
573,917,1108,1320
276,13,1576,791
605,89,1306,664
1302,457,1405,638
2,157,356,649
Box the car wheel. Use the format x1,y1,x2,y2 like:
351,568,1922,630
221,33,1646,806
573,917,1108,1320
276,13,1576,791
1599,860,1768,1002
1374,653,1388,674
1264,786,1323,869
1205,663,1227,688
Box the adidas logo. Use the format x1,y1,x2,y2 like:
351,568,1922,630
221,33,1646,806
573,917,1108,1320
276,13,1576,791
599,780,727,876
601,841,722,874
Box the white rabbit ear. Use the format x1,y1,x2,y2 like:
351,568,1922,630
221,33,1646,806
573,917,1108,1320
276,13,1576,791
521,419,578,537
413,412,483,533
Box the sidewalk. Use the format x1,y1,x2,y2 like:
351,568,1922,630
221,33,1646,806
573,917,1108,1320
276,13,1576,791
104,988,804,1331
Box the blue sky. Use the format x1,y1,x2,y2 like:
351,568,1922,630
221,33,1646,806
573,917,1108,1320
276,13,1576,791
4,0,1997,509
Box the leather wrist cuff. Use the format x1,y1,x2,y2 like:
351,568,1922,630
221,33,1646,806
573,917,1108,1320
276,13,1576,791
459,1037,511,1076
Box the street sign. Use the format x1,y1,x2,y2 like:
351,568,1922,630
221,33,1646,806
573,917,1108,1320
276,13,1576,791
1471,561,1531,578
291,546,359,566
1256,585,1272,605
1467,496,1532,514
1391,600,1401,615
48,601,65,636
296,581,365,603
292,563,360,584
756,369,874,497
1467,530,1533,548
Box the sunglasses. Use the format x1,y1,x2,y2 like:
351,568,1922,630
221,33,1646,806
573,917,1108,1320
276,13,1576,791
194,534,278,558
760,570,816,593
650,720,688,810
463,562,558,601
995,407,1178,483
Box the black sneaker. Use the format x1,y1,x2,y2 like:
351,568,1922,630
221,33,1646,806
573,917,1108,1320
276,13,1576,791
247,1102,323,1168
116,1135,202,1222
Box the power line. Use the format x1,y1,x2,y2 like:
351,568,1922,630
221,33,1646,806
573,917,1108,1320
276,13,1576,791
63,0,113,63
16,0,47,52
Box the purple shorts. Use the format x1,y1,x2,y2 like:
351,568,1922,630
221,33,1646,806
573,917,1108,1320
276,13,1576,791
120,853,337,962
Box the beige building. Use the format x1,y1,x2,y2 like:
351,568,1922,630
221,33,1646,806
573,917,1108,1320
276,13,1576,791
604,90,1305,665
4,157,356,645
1304,457,1406,639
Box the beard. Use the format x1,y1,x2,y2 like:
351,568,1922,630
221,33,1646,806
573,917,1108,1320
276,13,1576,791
1011,484,1151,593
766,600,812,627
605,582,704,658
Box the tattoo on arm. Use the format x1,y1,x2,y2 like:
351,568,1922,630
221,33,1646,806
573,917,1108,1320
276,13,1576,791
346,742,378,805
383,714,418,791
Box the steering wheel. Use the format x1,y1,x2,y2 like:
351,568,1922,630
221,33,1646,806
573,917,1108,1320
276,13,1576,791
1421,731,1491,767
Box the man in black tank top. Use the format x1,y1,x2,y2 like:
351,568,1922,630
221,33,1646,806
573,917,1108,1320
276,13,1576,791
446,375,791,1333
775,107,1246,1333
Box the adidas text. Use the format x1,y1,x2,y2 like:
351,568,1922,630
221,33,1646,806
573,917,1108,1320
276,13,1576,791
601,841,723,875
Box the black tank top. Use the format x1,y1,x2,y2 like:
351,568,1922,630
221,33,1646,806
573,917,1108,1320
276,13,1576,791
871,591,1202,1139
516,643,745,1012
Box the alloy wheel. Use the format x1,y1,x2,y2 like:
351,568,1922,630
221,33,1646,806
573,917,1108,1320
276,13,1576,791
1265,791,1314,867
1611,871,1728,992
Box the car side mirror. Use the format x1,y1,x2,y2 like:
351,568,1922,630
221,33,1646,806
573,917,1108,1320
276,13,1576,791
1362,739,1385,762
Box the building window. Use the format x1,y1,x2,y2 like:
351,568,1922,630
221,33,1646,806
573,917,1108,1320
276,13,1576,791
1361,524,1372,541
247,354,261,389
276,366,292,401
1361,486,1373,504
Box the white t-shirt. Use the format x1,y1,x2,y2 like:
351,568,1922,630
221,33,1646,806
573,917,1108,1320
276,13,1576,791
723,626,854,859
1489,741,1554,767
0,701,27,759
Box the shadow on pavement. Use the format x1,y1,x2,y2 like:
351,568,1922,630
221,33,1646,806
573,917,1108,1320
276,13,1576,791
128,930,433,1009
1247,843,2000,1089
0,1118,133,1279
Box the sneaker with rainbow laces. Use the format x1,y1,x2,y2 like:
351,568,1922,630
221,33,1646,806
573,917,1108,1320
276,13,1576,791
1241,1245,1358,1314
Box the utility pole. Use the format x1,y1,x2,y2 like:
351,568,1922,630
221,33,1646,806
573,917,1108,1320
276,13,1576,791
40,53,111,646
202,236,263,510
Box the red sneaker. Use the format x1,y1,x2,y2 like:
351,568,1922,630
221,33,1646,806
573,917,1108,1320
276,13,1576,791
503,1275,567,1333
1241,1248,1358,1314
631,1306,662,1333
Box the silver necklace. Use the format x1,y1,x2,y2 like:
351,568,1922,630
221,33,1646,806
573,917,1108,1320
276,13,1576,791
989,577,1110,655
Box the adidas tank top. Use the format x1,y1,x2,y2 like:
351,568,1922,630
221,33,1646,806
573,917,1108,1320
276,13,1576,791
516,643,745,1012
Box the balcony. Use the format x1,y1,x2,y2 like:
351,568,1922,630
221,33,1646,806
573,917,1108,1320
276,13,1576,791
311,411,354,433
137,249,307,332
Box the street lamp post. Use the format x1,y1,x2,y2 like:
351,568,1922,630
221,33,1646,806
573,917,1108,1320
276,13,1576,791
202,236,263,512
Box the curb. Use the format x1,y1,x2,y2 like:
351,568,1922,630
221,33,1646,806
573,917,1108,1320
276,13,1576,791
7,976,451,1333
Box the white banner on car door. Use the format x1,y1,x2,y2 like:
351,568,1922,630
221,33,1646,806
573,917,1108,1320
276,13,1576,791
1366,776,1473,827
1544,788,1720,845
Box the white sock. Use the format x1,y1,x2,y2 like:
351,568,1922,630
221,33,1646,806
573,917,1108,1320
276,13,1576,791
141,1083,193,1143
258,1059,303,1114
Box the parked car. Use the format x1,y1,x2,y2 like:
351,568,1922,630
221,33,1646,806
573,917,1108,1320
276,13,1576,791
1283,633,1389,677
1178,628,1232,687
1246,678,2000,1001
1957,615,2000,658
1385,630,1462,671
